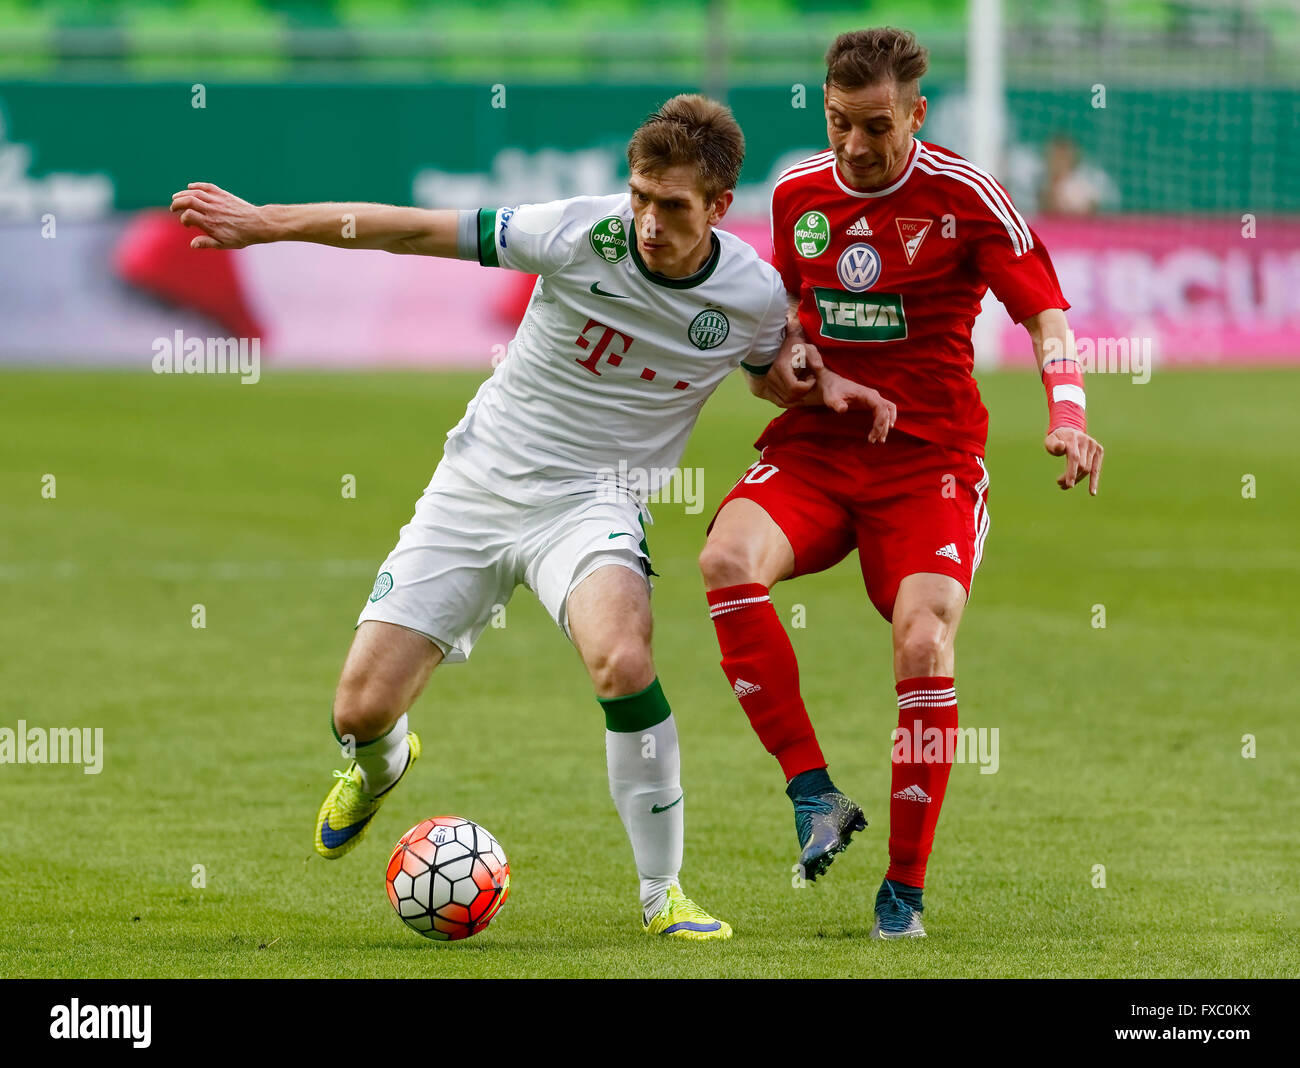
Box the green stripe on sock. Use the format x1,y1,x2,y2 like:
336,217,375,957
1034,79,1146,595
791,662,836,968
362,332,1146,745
329,709,401,748
599,677,671,733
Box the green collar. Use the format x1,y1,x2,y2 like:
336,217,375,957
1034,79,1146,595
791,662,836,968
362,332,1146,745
629,229,721,290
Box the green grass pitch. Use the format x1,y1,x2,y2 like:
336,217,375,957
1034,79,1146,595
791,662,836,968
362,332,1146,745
1,366,1295,978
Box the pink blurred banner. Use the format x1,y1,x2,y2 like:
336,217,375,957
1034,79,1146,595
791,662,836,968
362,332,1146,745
995,217,1300,365
238,216,1295,368
238,241,520,366
106,213,1299,368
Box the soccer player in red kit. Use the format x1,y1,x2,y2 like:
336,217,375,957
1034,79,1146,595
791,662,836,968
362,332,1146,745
700,28,1105,938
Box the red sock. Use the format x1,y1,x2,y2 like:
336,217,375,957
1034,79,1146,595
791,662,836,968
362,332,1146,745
886,676,959,888
706,583,825,780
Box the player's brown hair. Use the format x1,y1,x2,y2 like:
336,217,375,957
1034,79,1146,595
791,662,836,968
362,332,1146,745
626,94,744,203
824,27,929,99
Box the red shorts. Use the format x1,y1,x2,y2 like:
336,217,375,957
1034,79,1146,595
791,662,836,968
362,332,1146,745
712,433,990,621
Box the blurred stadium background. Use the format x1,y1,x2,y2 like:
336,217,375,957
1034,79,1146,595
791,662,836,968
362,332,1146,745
1,0,1297,367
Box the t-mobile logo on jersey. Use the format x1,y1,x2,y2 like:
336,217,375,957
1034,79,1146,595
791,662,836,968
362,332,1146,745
573,319,691,389
574,318,634,375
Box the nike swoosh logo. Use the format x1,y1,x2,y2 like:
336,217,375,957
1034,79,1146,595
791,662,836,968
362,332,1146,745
651,795,683,814
608,532,636,540
662,920,721,933
319,815,370,850
591,282,628,298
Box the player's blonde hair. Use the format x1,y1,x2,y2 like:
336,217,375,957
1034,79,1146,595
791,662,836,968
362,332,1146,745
825,27,929,100
626,94,744,203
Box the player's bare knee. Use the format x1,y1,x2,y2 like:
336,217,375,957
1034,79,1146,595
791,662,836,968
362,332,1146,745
893,615,948,677
333,674,404,744
587,640,655,698
698,538,758,589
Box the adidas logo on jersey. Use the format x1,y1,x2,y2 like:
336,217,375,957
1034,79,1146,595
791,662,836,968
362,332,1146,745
892,784,932,802
935,543,962,564
733,678,761,697
846,215,873,236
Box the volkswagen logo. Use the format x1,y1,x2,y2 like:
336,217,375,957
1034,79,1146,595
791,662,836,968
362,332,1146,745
836,243,882,292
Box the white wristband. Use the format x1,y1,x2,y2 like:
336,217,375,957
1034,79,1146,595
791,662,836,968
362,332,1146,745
1052,384,1087,409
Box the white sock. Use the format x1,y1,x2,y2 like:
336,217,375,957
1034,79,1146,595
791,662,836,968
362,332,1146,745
606,714,683,923
352,713,410,795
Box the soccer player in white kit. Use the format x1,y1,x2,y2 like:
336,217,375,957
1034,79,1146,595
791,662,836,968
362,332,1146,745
171,95,894,939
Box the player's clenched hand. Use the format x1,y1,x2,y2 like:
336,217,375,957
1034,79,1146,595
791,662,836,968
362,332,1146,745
169,182,265,250
1045,427,1104,494
765,335,823,406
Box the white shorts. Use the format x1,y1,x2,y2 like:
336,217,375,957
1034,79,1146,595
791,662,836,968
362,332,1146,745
356,461,653,663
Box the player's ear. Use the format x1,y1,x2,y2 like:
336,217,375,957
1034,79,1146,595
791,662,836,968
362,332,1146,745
911,94,927,134
708,189,734,227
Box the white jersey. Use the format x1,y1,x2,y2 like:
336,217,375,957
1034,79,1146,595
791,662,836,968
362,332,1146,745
442,193,787,504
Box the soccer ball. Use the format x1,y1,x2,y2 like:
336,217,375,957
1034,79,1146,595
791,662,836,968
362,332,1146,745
385,816,510,941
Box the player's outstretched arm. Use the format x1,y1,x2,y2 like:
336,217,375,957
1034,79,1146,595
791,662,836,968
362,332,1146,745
169,182,460,256
1023,308,1105,495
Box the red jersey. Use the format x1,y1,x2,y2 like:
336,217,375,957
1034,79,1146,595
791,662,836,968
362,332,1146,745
766,139,1068,456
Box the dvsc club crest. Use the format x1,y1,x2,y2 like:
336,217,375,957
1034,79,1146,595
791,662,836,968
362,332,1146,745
589,216,629,263
688,309,730,350
836,242,882,292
